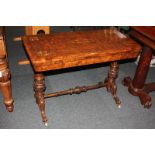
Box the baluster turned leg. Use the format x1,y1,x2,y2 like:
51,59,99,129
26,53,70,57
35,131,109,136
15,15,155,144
34,73,48,126
104,61,121,108
0,56,14,112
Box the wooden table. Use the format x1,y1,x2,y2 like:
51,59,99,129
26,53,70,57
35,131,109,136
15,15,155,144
123,26,155,108
0,27,14,112
22,28,141,125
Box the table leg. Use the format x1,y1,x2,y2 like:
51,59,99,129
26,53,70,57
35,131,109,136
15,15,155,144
105,61,121,108
34,73,48,126
123,46,153,108
0,56,14,112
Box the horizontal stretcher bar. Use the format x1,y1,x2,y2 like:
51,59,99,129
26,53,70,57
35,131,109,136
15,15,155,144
44,81,106,98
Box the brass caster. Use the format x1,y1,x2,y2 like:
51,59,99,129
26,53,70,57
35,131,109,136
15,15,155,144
117,104,121,109
143,101,152,109
44,122,48,127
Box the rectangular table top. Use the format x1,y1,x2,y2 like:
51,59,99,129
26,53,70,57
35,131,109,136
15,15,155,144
22,28,141,72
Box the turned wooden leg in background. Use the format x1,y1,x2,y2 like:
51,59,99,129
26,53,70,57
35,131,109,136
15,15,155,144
105,61,121,108
34,73,48,126
123,46,153,108
0,56,14,112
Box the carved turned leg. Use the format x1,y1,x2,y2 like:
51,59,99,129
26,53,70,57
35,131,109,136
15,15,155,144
123,46,153,108
34,73,48,126
104,61,121,108
0,56,14,112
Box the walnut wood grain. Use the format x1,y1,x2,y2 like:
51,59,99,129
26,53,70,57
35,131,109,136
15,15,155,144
23,28,141,124
22,28,141,72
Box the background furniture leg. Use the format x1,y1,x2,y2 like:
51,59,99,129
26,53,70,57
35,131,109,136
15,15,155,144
0,56,14,112
123,46,153,108
132,46,153,88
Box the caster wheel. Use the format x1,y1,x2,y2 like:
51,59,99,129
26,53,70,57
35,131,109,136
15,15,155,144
44,122,48,127
117,104,121,109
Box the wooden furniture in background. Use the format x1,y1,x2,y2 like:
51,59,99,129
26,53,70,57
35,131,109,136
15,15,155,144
25,26,50,35
14,26,50,41
22,28,141,125
123,26,155,108
0,27,14,112
70,26,105,31
18,26,50,65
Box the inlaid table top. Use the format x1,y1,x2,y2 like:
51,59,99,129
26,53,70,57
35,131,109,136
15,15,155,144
22,28,141,72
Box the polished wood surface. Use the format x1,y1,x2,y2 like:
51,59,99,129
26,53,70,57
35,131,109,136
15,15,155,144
23,28,141,125
23,28,141,72
130,30,155,50
131,26,155,42
123,26,155,108
0,27,14,112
